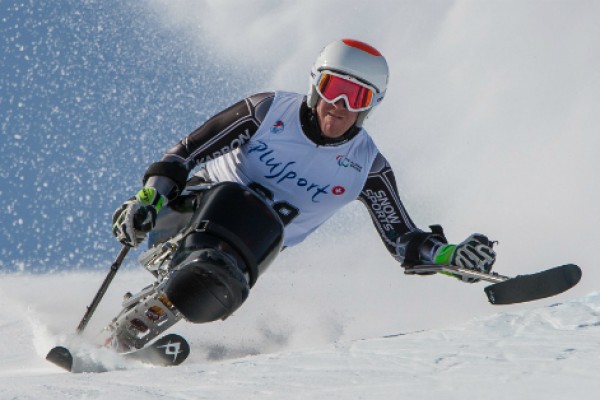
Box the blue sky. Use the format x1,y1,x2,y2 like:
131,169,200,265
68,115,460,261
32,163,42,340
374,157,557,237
1,1,259,269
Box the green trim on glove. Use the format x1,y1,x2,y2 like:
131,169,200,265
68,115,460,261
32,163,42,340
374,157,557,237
434,244,456,265
136,187,166,212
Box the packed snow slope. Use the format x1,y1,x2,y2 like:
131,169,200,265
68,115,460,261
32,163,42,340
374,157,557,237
0,272,599,399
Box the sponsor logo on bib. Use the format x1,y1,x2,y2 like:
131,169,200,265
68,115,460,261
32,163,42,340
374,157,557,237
247,140,333,202
270,120,285,134
332,186,346,195
336,155,363,172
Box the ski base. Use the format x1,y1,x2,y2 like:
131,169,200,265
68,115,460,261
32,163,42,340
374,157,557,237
46,333,190,373
484,264,582,305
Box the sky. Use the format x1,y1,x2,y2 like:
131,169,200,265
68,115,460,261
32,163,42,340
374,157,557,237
1,0,599,335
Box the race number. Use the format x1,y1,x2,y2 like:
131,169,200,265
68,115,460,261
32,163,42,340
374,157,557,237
248,182,299,226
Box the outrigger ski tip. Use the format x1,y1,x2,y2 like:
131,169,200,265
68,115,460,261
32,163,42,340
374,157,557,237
484,264,582,305
406,263,582,305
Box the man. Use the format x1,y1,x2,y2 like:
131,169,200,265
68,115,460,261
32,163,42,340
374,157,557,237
112,38,496,331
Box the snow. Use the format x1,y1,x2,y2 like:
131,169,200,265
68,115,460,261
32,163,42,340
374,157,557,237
2,0,600,398
0,272,599,399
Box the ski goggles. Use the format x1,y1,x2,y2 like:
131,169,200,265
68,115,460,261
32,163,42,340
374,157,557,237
314,70,383,112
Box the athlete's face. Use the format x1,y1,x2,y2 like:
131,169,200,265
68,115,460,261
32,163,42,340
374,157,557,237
316,98,359,139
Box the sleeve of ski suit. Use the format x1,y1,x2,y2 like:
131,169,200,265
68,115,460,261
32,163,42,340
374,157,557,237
143,92,275,198
358,153,447,267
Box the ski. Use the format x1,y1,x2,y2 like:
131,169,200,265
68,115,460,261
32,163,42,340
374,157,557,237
405,263,582,305
483,264,582,305
46,333,190,373
124,333,190,367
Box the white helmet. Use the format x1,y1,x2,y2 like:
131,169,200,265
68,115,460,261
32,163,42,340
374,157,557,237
308,38,389,127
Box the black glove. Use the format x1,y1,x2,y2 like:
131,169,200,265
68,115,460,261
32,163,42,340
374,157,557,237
433,233,496,283
112,187,166,247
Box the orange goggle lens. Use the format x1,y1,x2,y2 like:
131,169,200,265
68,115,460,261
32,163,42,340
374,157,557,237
316,73,374,111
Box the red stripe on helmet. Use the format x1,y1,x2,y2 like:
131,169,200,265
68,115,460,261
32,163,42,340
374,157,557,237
341,39,381,56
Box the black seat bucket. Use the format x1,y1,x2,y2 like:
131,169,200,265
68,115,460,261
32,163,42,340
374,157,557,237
170,182,284,287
